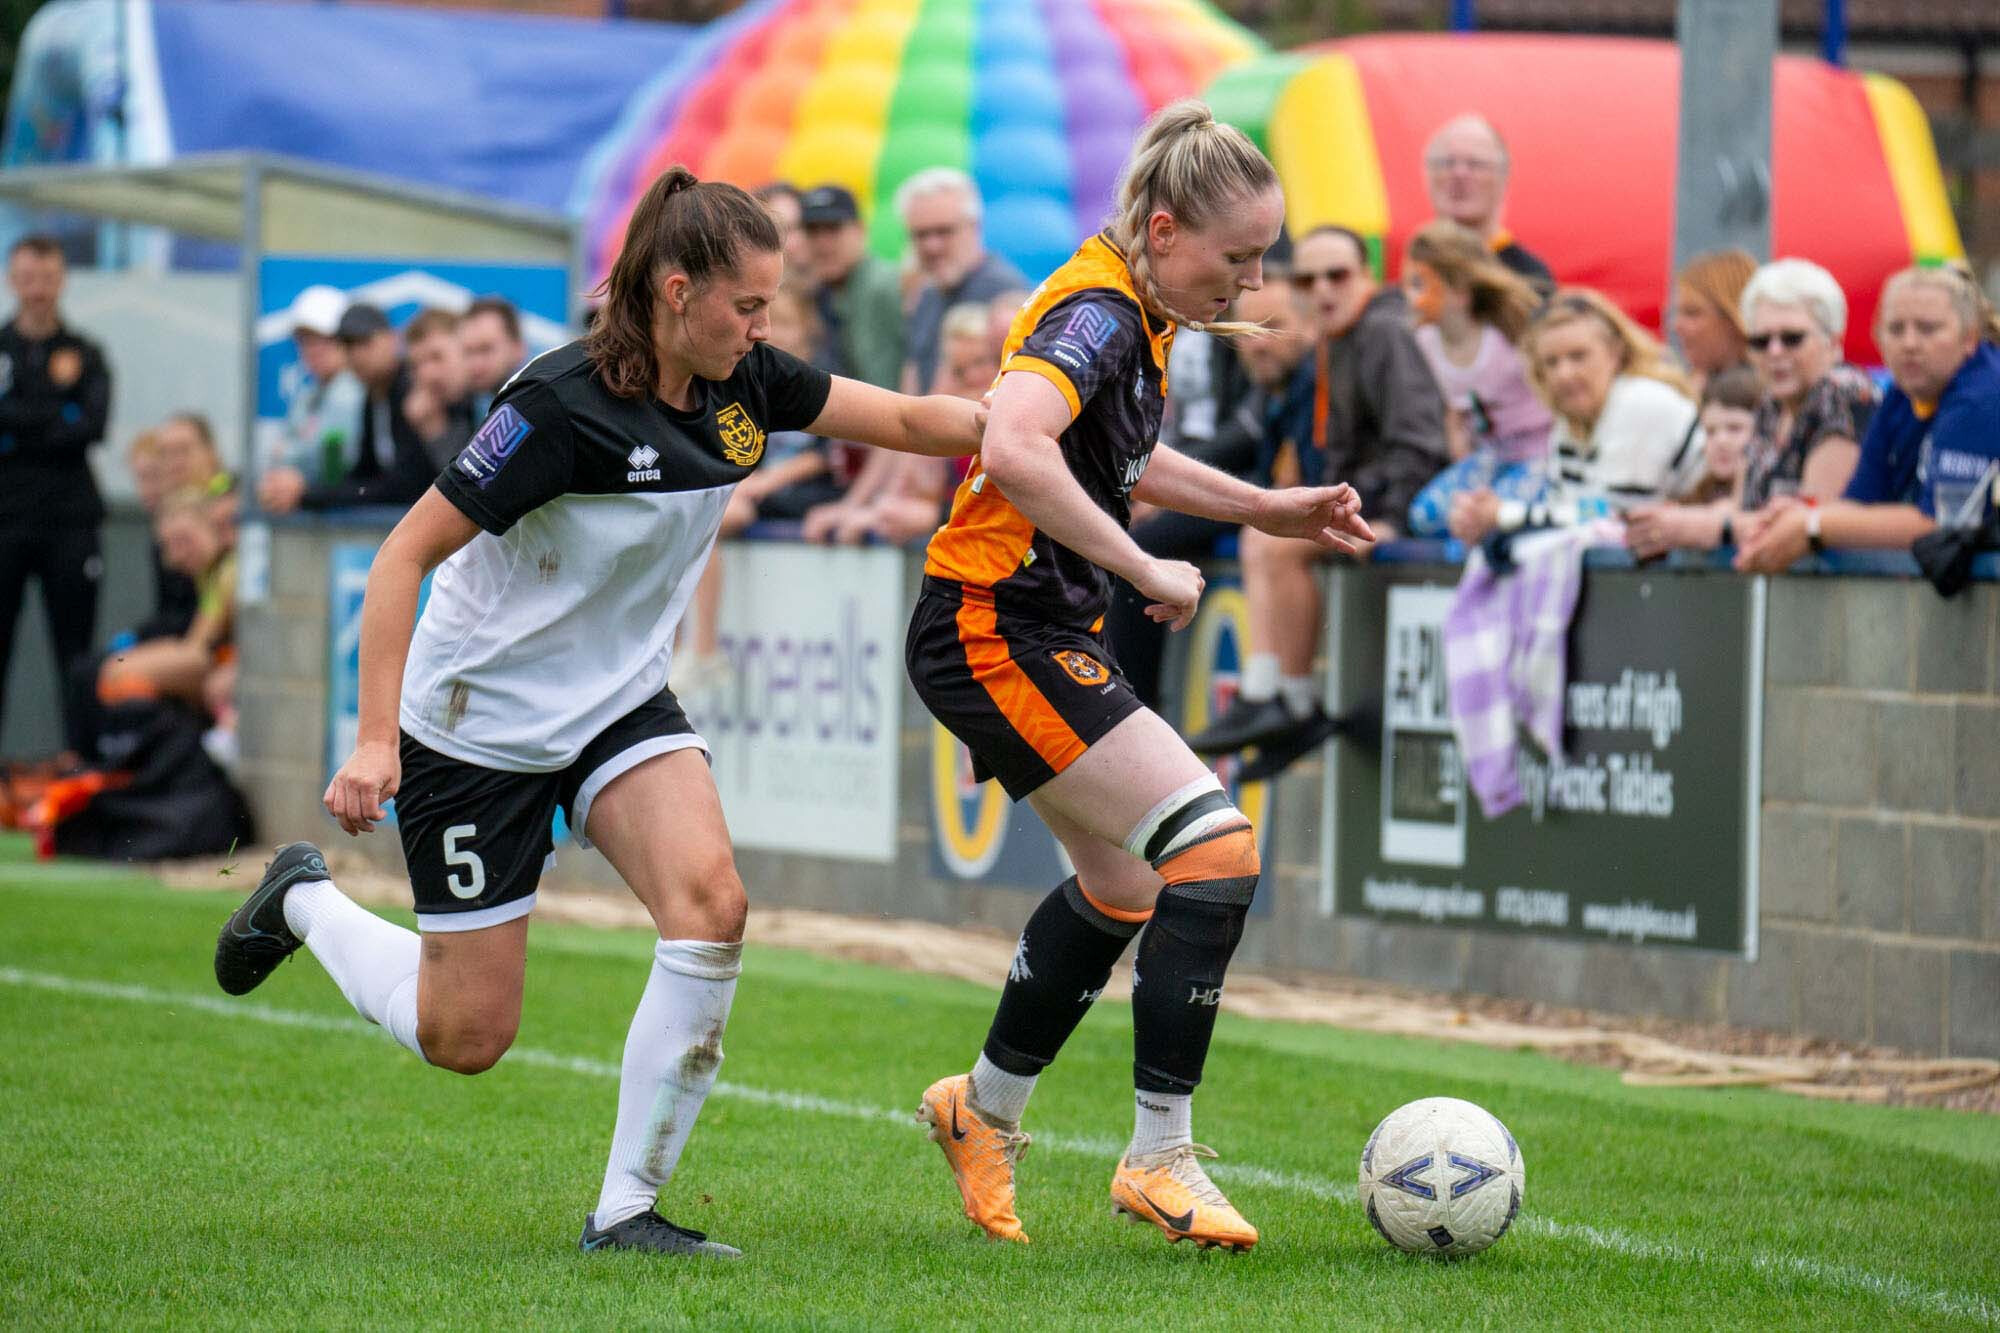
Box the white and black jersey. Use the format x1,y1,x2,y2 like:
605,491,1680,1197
401,339,831,772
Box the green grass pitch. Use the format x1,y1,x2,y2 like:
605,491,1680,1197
2,844,1997,1330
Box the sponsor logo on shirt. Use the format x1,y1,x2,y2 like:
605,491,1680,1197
627,442,661,483
716,401,766,467
455,403,533,489
1118,451,1151,494
1046,302,1117,375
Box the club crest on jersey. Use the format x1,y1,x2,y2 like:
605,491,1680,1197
1052,650,1110,687
455,403,533,489
626,442,661,483
715,401,766,466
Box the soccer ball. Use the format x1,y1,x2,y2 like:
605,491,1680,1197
1358,1096,1524,1256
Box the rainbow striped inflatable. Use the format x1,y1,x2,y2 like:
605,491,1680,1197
577,0,1260,284
1210,34,1964,361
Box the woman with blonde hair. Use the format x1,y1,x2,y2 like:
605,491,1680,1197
1401,219,1553,536
1450,287,1695,543
910,99,1372,1252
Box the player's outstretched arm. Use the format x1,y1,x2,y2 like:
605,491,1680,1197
324,487,481,835
1133,445,1375,554
807,375,984,458
983,371,1205,629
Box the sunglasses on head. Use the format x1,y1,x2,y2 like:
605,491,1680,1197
1290,267,1356,291
1747,329,1812,352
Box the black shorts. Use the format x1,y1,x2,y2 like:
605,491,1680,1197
906,577,1144,801
394,686,702,932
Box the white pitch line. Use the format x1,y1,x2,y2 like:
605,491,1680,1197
3,965,1993,1327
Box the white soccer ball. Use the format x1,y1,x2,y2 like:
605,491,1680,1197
1358,1096,1524,1256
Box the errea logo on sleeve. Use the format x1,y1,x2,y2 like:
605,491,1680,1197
626,443,661,483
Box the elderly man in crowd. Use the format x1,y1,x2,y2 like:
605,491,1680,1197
459,296,528,420
894,168,1024,395
1424,113,1554,291
799,184,903,389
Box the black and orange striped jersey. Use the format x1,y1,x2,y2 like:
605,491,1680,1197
923,232,1173,628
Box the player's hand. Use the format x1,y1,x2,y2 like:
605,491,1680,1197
1448,489,1502,544
1622,503,1677,559
1254,483,1374,553
1732,504,1812,574
1133,557,1204,631
258,466,308,515
325,740,400,836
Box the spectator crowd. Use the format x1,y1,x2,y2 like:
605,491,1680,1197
4,103,2000,841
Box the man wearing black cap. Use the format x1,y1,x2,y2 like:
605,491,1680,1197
259,303,433,514
799,185,903,390
0,234,112,751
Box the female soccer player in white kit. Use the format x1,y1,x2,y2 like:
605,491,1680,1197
212,169,982,1257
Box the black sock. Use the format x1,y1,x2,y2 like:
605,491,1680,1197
1131,885,1251,1095
982,876,1141,1076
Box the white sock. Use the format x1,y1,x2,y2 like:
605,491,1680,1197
592,938,743,1229
968,1053,1037,1127
1279,674,1316,718
1238,653,1280,703
1128,1089,1193,1159
283,880,426,1060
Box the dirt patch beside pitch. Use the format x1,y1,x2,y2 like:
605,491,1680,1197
160,847,1999,1114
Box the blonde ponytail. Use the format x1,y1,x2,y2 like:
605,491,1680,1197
1107,98,1280,338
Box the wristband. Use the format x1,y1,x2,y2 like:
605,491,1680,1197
1805,506,1825,554
1719,514,1734,547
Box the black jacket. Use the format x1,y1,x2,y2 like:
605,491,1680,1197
0,317,112,526
300,363,435,511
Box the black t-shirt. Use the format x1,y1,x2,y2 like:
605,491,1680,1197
1494,240,1555,295
437,339,833,534
0,318,111,526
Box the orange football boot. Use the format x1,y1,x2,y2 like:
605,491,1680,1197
916,1074,1032,1243
1110,1143,1258,1252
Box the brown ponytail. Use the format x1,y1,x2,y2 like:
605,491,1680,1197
586,166,782,398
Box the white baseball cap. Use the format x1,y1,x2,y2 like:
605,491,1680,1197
287,285,347,337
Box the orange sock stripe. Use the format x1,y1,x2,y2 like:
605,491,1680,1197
954,596,1086,773
1156,822,1259,886
1078,880,1154,924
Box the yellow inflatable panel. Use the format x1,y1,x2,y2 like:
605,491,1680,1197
1267,53,1389,246
1863,73,1965,264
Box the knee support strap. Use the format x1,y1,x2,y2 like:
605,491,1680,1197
1124,775,1238,864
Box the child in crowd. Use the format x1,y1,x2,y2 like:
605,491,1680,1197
1400,220,1553,538
1679,366,1761,505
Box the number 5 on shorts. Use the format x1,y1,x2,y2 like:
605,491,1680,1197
443,824,485,899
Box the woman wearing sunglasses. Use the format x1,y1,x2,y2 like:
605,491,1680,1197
1736,258,1876,510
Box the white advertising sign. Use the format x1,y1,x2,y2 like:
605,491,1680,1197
702,542,905,862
